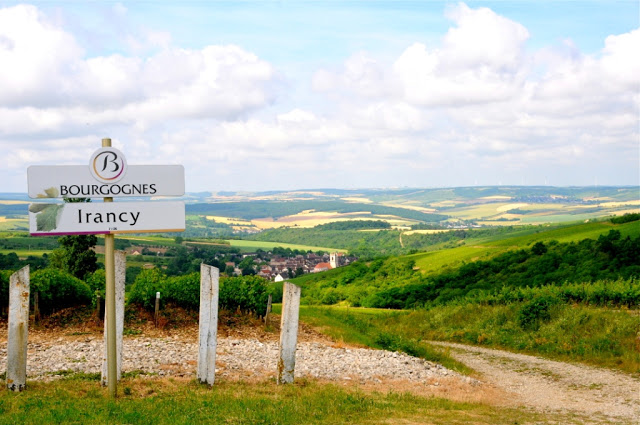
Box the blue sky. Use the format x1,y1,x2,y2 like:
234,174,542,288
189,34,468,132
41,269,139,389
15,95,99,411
0,1,638,192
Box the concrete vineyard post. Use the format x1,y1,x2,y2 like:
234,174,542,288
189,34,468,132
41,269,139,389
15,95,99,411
277,282,301,384
198,264,220,386
7,266,29,392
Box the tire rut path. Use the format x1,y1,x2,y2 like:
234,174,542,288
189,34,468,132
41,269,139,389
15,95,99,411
429,341,640,424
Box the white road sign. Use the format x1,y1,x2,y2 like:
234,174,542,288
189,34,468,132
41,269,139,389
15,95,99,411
27,165,185,199
29,201,185,236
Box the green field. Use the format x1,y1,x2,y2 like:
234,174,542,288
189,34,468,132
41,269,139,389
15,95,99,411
412,220,639,273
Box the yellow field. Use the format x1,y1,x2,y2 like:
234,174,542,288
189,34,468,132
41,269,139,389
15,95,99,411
381,202,437,213
340,197,373,203
480,195,512,200
496,203,528,212
205,215,252,226
402,229,454,235
608,208,640,216
599,200,640,207
445,203,510,219
0,200,29,205
430,200,457,207
252,211,374,229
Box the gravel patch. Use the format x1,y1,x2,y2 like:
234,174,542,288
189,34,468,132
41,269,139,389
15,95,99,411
0,336,463,384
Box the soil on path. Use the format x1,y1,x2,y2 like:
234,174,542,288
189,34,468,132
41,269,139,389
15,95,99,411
429,341,640,424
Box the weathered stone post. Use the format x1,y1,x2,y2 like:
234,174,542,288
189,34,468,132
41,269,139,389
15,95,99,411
7,266,29,391
277,282,301,384
101,251,125,386
198,264,219,386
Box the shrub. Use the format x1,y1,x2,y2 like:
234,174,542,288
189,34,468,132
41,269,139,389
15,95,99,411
85,269,106,303
31,268,92,314
517,295,559,330
128,268,167,310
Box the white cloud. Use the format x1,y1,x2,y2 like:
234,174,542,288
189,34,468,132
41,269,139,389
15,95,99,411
0,5,279,117
442,2,529,71
0,3,637,192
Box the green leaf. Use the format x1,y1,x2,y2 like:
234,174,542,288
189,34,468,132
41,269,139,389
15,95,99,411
36,187,59,198
29,203,49,213
36,204,64,231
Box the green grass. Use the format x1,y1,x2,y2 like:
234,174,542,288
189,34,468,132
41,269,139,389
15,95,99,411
416,303,640,374
0,249,50,257
278,300,640,376
412,220,639,273
0,377,588,424
299,303,640,375
0,219,28,231
275,304,473,375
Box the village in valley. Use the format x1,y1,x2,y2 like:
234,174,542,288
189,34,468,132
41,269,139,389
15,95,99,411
94,243,358,281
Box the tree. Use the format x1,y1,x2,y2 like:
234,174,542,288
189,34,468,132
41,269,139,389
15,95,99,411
50,198,98,280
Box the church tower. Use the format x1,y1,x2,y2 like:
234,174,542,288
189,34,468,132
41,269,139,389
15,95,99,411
329,252,338,269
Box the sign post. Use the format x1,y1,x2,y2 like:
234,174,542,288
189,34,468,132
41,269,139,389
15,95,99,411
102,138,118,398
27,138,185,399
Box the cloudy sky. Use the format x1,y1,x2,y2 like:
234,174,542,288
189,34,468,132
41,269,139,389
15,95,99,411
1,1,638,193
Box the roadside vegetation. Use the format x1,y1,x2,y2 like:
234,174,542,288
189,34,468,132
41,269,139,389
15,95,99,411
293,303,639,375
0,377,575,425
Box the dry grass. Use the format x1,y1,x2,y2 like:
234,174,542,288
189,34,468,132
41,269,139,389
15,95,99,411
380,203,438,213
251,211,378,229
403,229,454,236
479,196,512,200
205,215,253,226
341,197,373,203
495,203,528,212
599,200,640,207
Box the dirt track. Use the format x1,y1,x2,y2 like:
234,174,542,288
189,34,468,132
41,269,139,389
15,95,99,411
429,341,640,424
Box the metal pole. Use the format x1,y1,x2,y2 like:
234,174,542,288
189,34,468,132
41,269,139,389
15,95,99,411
102,137,117,398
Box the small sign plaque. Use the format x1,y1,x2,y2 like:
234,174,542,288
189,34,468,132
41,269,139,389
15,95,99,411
28,201,185,236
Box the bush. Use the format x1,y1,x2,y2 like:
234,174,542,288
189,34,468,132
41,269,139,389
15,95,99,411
517,295,559,330
31,268,92,314
128,269,167,310
85,269,106,303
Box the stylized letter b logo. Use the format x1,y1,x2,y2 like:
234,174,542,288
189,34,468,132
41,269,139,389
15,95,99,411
90,147,127,183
